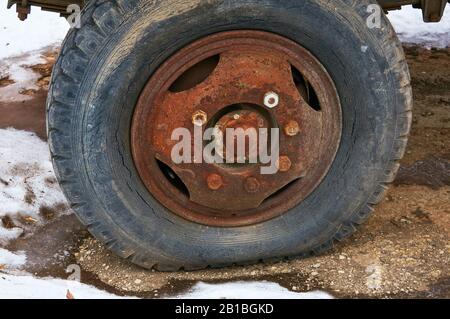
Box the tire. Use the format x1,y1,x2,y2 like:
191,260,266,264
47,0,412,271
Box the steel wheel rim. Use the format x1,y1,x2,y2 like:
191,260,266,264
131,31,342,227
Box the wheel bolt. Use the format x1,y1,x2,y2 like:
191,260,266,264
264,92,279,108
245,177,260,193
284,120,300,136
192,110,208,126
277,156,292,172
207,173,223,190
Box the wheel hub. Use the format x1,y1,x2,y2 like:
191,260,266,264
213,106,270,163
131,31,342,227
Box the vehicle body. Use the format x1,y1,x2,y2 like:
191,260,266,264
6,0,449,21
3,0,449,271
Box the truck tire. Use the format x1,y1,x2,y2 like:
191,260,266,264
47,0,412,271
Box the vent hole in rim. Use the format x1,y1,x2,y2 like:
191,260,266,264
169,54,220,92
156,159,190,198
291,65,321,112
262,177,302,204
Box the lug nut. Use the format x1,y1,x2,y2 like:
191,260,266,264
277,156,292,172
192,110,208,126
207,173,223,190
284,120,300,136
264,92,279,109
245,177,260,193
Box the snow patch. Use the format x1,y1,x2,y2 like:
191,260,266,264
0,5,68,101
0,128,70,245
0,273,126,299
0,248,26,269
173,281,333,299
388,6,450,48
0,5,69,60
0,226,23,244
0,50,47,102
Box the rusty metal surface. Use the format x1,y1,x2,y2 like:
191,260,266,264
420,0,448,22
214,108,268,162
7,0,85,18
132,31,342,227
16,1,30,21
377,0,421,9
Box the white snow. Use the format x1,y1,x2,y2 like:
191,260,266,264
0,273,126,299
0,4,69,60
173,281,333,299
0,50,47,102
0,128,69,245
0,4,69,101
0,248,26,269
388,5,450,48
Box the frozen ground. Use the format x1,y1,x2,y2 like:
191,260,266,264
0,128,70,245
0,2,449,300
0,51,48,103
0,5,68,102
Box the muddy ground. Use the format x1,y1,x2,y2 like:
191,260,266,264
1,46,449,299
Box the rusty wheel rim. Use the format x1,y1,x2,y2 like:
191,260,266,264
132,31,342,227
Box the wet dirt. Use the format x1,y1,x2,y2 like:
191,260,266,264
0,90,47,140
1,46,449,299
395,156,450,189
0,50,56,140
